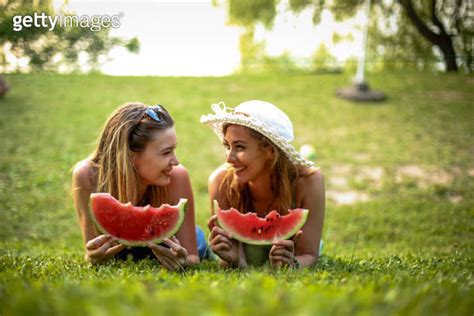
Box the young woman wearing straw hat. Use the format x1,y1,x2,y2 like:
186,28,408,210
201,100,325,268
72,102,205,269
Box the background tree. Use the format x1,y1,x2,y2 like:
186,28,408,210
0,0,139,72
219,0,473,72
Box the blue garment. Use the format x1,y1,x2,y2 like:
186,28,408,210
196,226,210,260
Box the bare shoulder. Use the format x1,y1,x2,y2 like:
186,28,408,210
208,164,228,186
168,165,193,204
169,164,192,189
297,166,324,192
208,164,230,210
72,159,96,192
170,164,190,180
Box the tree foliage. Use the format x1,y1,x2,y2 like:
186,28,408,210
228,0,278,28
0,0,140,72
222,0,473,72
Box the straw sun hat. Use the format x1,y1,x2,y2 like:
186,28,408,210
200,100,314,168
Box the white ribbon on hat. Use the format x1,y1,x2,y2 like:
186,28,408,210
211,102,234,115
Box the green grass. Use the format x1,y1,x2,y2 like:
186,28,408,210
1,72,473,315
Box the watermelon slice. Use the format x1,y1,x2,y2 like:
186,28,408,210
90,193,187,246
215,200,309,245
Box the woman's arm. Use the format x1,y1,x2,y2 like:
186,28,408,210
71,160,125,263
208,164,230,212
269,167,325,269
72,160,99,244
294,167,325,267
207,166,248,268
168,164,199,266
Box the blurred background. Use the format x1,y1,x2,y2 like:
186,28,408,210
1,0,472,76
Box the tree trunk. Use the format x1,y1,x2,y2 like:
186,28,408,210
439,34,458,71
399,0,458,72
0,75,9,97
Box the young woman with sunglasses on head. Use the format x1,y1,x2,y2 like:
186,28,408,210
72,102,204,269
201,100,325,269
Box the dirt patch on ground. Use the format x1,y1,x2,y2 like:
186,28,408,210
326,164,466,205
326,190,370,205
448,195,464,204
356,166,385,190
329,176,349,189
330,164,352,176
327,165,383,205
331,127,349,138
353,153,371,162
427,90,466,102
395,165,454,189
468,169,474,177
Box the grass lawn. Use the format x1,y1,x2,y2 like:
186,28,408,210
0,72,473,315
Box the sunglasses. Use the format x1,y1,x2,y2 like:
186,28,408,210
144,105,164,123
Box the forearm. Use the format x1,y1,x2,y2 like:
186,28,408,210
294,254,317,268
185,254,200,266
218,257,248,269
218,242,248,268
235,242,248,268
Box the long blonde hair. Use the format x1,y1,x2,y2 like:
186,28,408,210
219,125,298,215
88,102,174,206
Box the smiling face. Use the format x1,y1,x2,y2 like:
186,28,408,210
133,127,179,187
223,125,274,184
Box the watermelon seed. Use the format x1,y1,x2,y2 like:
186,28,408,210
258,228,262,234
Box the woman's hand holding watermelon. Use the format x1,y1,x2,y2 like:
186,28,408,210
269,231,302,269
147,236,188,271
207,215,247,268
85,234,126,264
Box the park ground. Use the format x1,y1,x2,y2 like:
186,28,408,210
0,72,473,315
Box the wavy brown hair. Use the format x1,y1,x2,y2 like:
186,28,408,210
219,125,298,215
88,102,174,206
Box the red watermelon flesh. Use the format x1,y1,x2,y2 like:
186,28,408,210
215,200,308,245
90,193,187,246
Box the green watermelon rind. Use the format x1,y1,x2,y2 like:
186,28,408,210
215,200,309,245
89,193,187,246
